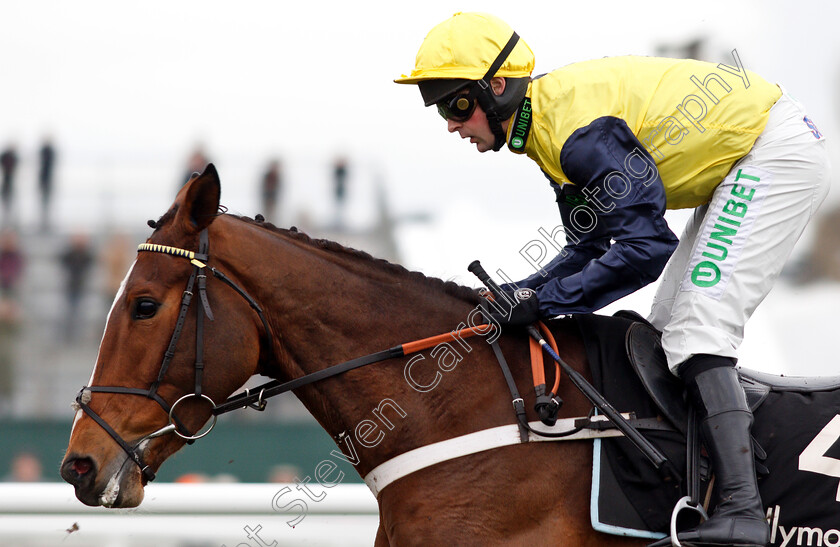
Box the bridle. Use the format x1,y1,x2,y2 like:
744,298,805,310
73,228,274,482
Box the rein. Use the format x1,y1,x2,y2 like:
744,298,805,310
212,323,500,415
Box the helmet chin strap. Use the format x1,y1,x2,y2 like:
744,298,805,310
472,78,512,152
487,106,509,152
471,32,521,152
483,104,508,151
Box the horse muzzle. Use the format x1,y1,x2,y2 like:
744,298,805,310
61,448,147,508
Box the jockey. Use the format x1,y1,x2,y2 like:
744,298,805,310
396,12,831,547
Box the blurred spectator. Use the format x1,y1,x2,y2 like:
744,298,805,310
0,144,18,226
38,138,57,232
3,451,43,482
0,297,20,414
101,232,132,310
59,233,95,341
173,472,239,483
260,159,282,224
0,229,21,413
0,230,24,301
267,464,302,483
210,473,239,483
181,145,210,188
174,472,210,483
332,156,349,228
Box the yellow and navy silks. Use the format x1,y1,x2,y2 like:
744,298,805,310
503,55,781,316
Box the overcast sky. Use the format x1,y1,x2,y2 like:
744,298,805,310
1,0,838,275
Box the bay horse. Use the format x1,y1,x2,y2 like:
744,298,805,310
61,164,650,546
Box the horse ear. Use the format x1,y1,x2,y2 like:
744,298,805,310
181,163,221,232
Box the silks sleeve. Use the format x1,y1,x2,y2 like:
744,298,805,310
522,116,679,315
501,188,610,292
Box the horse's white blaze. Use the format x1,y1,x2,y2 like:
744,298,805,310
70,408,82,434
70,261,137,438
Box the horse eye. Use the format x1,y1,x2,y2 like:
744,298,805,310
134,299,159,320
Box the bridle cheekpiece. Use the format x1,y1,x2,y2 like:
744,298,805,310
74,230,222,482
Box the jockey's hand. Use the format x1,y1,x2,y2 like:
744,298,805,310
488,288,541,328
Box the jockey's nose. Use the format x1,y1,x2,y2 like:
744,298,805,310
60,454,96,488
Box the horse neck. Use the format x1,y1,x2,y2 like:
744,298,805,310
265,234,477,363
216,224,490,459
215,221,593,477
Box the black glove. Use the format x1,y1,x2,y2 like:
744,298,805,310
488,288,541,327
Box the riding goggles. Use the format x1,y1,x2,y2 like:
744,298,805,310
436,90,477,122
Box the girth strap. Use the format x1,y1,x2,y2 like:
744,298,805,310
478,301,581,441
489,338,530,443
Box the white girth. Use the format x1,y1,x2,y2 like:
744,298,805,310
364,414,627,497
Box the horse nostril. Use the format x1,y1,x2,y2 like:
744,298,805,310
61,456,96,486
73,458,93,476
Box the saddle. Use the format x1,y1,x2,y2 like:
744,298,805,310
575,312,840,541
621,310,840,432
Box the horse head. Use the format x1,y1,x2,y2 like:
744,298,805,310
60,165,267,507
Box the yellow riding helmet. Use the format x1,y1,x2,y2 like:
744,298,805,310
397,13,535,152
395,12,535,85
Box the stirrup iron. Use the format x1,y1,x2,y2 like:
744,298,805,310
667,496,708,547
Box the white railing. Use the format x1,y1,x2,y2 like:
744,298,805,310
0,482,379,547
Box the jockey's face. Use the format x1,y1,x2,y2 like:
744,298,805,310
447,102,497,153
444,77,507,154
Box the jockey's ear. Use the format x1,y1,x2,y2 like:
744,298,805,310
181,163,221,232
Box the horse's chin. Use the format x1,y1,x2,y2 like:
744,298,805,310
98,468,145,508
75,455,146,508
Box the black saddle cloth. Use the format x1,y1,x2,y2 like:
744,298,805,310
574,312,840,540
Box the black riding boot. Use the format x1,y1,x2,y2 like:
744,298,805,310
651,360,769,547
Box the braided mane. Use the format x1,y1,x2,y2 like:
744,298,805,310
230,214,481,304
